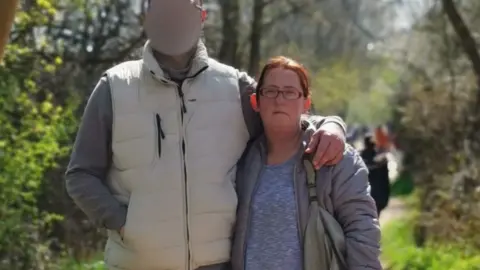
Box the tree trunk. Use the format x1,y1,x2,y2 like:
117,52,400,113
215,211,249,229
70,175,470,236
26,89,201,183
442,0,480,101
248,0,264,77
442,0,480,144
0,0,18,59
218,0,240,67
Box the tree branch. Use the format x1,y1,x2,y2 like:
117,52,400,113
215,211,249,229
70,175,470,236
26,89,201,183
442,0,480,92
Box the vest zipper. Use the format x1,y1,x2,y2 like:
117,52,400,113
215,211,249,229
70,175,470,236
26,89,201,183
177,82,191,270
175,65,207,269
155,114,165,158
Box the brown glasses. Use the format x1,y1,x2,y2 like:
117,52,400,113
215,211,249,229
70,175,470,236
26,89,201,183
259,87,303,100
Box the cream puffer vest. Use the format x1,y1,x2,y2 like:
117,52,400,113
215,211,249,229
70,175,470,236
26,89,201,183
103,41,250,270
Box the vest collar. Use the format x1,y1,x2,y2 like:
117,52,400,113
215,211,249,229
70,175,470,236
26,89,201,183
142,40,209,81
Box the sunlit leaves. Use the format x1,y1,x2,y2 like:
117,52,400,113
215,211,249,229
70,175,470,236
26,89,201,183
0,0,78,267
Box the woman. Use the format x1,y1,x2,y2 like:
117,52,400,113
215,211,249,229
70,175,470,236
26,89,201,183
232,56,381,270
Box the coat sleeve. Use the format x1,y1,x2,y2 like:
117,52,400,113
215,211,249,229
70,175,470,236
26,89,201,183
330,146,382,270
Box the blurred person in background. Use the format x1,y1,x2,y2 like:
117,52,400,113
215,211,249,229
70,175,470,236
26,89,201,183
361,134,390,217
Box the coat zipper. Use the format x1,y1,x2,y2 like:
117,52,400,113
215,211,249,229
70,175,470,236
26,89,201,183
242,148,265,269
175,66,208,270
155,114,165,158
176,81,191,270
292,164,304,251
242,168,263,268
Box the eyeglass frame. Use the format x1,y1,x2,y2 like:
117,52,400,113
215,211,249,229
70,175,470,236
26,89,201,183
258,87,305,100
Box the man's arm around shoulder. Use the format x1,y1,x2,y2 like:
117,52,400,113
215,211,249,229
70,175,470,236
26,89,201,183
65,76,126,231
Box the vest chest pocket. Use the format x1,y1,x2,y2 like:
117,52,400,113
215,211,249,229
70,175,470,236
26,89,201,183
111,114,157,171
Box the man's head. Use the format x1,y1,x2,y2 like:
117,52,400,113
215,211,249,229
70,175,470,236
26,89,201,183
144,0,205,56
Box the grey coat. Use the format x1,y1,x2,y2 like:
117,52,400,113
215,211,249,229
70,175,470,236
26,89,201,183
232,121,382,270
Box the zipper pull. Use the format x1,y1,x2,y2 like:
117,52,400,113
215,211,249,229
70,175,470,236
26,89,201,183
177,83,187,113
178,91,187,113
156,114,166,139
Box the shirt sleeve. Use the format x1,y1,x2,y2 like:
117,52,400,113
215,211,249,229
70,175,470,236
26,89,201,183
65,76,127,230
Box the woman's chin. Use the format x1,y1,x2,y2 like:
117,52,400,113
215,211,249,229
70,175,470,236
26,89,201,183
266,123,296,133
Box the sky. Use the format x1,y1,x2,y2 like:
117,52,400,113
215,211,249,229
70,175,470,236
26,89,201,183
393,0,434,29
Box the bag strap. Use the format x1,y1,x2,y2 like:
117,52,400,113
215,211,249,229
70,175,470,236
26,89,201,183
303,156,348,270
303,156,325,209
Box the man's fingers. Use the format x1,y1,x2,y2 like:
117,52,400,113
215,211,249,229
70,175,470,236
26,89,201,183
306,130,322,153
325,150,343,165
325,138,345,164
313,140,330,169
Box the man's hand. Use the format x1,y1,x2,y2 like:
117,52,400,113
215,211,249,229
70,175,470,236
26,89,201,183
305,122,346,169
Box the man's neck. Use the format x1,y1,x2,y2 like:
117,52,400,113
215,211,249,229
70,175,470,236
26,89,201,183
153,45,197,71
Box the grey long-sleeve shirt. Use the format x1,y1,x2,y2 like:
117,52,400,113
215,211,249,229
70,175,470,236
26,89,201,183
65,70,346,231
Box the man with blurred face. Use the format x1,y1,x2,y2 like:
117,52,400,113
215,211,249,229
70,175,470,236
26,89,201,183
65,1,348,269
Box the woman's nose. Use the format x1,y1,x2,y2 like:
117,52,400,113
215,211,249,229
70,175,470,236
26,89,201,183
274,92,287,103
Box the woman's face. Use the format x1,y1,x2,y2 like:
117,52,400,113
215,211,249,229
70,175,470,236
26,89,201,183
256,67,308,131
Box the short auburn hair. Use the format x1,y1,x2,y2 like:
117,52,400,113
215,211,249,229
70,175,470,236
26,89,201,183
255,56,310,98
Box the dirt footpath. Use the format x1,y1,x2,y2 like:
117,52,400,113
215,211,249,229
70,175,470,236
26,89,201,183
380,198,407,226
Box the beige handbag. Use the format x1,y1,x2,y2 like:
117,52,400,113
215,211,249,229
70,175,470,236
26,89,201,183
303,158,348,270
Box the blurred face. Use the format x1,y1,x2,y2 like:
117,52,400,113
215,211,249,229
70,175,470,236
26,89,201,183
256,68,309,132
145,0,203,55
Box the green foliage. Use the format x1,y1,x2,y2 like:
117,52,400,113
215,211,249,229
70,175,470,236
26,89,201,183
310,59,360,116
310,58,397,124
392,81,480,248
58,256,105,270
382,217,480,270
0,60,78,269
0,1,79,268
391,171,415,197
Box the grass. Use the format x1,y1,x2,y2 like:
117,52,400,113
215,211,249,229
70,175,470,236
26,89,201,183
381,216,480,270
57,254,105,270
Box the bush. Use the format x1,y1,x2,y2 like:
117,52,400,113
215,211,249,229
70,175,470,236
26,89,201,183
391,170,414,197
392,82,480,248
0,67,78,269
382,217,480,270
0,4,79,266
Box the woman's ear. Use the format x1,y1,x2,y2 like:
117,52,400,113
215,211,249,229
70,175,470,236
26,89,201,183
250,93,260,112
304,97,311,112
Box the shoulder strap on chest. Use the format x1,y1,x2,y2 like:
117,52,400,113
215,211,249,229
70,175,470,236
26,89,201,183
303,156,327,209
